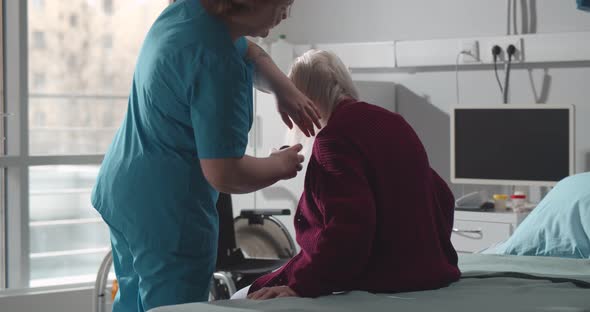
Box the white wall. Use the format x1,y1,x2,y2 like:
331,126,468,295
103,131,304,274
271,0,590,197
272,0,590,43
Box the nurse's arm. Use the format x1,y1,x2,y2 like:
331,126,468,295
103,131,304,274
200,145,304,194
245,40,321,137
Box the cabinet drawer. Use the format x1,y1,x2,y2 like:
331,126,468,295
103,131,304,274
451,220,512,253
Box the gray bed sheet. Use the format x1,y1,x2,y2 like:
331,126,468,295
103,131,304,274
151,254,590,312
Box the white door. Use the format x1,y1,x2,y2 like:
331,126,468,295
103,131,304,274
253,89,304,244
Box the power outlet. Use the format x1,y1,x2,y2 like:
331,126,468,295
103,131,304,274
459,40,480,63
486,37,524,62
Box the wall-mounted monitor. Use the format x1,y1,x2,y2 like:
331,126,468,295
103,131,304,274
451,105,575,186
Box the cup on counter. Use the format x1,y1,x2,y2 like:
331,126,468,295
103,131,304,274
493,194,509,212
510,192,527,213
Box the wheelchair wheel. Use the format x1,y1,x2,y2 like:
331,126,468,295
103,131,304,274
233,216,296,259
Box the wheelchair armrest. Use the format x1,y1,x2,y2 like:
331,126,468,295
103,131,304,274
239,209,291,225
240,209,291,217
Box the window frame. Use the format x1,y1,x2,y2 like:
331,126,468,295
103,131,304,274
1,0,104,291
1,0,6,290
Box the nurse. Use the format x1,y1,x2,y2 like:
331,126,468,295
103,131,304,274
91,0,318,311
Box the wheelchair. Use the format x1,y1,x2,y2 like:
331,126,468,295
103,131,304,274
94,193,296,311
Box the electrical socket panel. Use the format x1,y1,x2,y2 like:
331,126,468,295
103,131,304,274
460,40,480,63
485,37,524,62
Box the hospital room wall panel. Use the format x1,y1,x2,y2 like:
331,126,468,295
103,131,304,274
274,0,590,200
271,0,590,44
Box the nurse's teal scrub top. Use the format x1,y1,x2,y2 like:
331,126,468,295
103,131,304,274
91,0,253,308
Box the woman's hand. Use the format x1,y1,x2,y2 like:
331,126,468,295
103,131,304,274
269,144,304,180
275,83,322,137
247,286,299,300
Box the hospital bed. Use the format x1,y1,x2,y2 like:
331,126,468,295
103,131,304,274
150,253,590,312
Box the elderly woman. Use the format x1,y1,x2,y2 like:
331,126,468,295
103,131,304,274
231,50,461,300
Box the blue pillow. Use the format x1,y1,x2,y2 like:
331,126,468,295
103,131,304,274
490,172,590,259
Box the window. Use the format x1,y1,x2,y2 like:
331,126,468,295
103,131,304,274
29,166,107,287
67,54,78,69
32,31,45,49
69,14,78,28
102,111,115,127
103,33,113,50
0,0,168,290
33,111,46,127
33,73,46,90
31,0,44,8
104,0,113,15
103,74,114,89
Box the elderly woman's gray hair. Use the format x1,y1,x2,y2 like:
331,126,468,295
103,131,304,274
288,50,359,122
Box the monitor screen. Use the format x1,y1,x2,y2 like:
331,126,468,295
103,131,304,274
451,105,574,186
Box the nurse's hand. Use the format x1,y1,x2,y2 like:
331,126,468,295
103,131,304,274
276,84,322,137
270,144,304,180
247,286,299,300
245,41,320,135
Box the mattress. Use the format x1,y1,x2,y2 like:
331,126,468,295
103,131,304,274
150,254,590,312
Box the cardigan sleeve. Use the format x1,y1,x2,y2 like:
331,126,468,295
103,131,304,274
288,134,377,297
